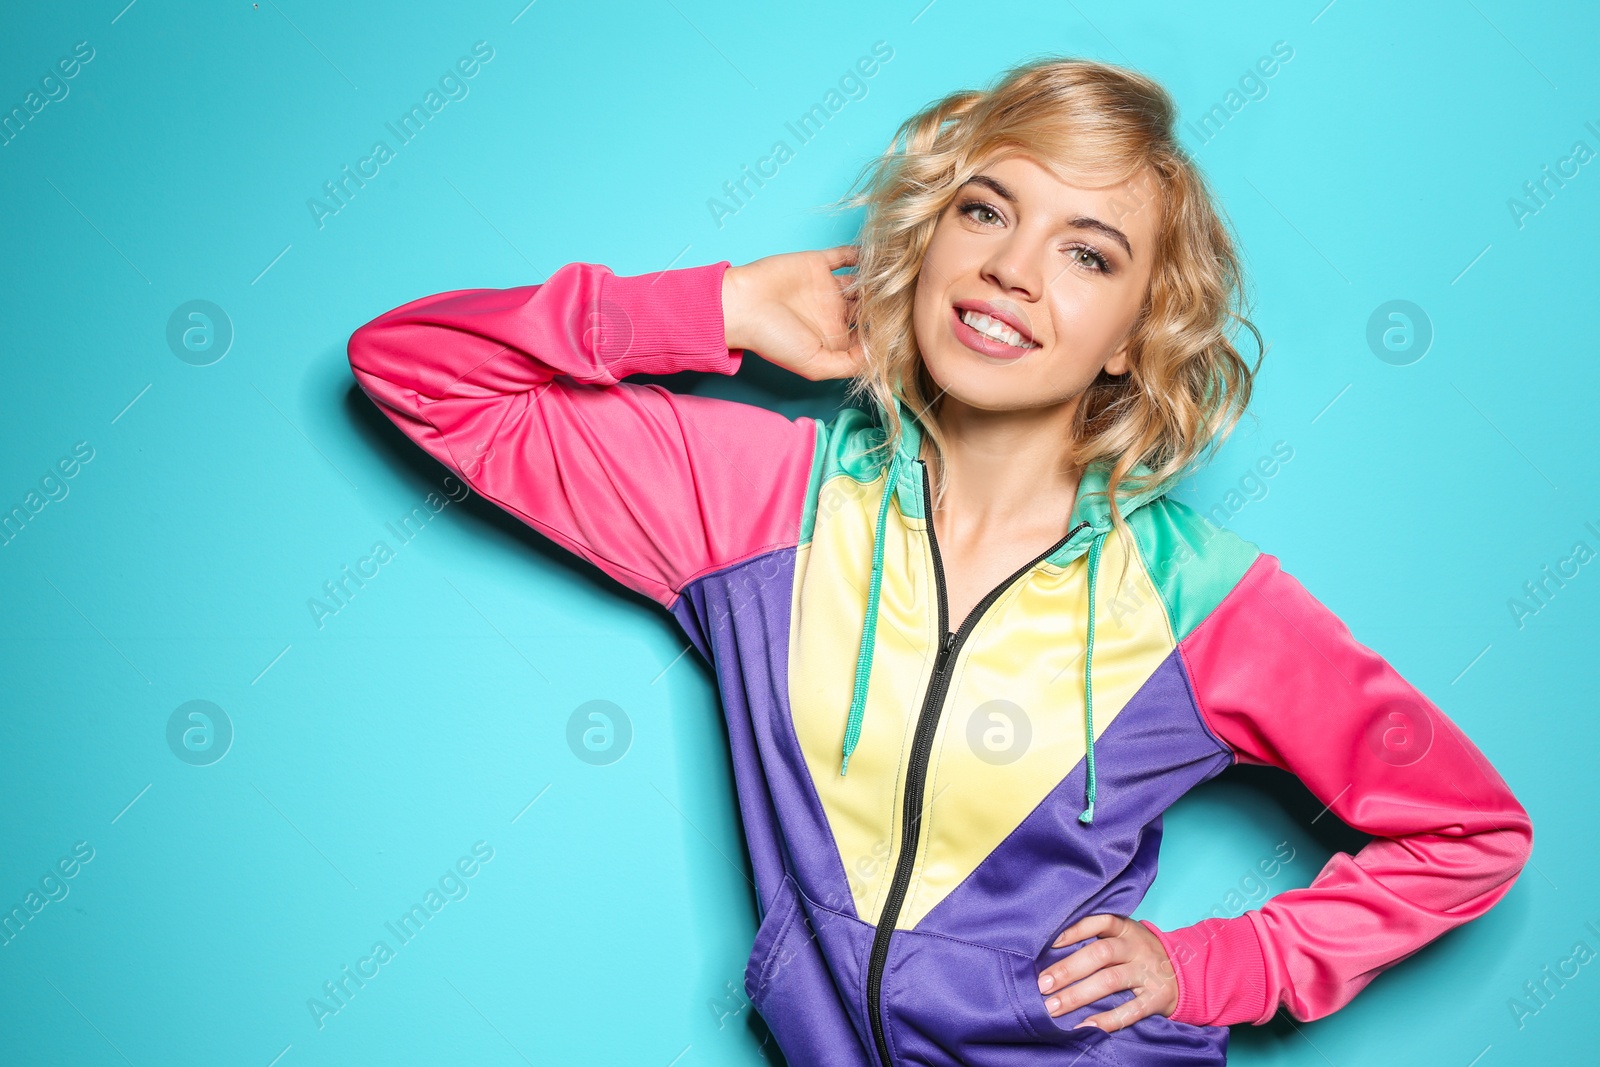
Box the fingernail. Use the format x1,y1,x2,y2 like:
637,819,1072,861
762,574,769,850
1039,974,1053,992
1073,1021,1099,1031
1046,997,1060,1013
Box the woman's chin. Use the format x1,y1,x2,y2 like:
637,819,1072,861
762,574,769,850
921,371,1044,416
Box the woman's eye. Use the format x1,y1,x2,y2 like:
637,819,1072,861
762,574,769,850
1068,246,1111,273
960,201,1001,225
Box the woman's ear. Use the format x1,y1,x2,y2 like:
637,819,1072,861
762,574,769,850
1104,338,1132,377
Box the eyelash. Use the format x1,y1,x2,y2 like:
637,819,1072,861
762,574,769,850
955,198,1115,275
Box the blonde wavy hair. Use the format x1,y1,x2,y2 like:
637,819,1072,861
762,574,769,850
834,55,1263,537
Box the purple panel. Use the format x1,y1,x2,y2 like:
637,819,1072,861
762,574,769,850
882,926,1228,1066
920,649,1233,951
743,875,876,1066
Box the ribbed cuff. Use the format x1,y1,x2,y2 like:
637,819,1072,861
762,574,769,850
597,259,744,377
1140,915,1273,1027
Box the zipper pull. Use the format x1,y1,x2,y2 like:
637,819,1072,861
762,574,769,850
933,630,956,673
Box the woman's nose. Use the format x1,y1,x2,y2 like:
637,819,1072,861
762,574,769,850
981,237,1043,301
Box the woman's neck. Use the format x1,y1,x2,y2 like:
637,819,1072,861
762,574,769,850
919,399,1085,537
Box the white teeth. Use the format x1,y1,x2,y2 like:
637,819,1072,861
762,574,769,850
960,309,1034,349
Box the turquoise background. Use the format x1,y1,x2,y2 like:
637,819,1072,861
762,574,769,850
2,0,1596,1063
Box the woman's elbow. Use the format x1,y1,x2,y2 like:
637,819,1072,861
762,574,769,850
1505,795,1535,883
346,315,391,385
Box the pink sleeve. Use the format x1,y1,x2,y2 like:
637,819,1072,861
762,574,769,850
346,259,817,609
1141,553,1533,1026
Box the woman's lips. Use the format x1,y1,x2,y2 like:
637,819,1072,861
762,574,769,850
949,305,1037,360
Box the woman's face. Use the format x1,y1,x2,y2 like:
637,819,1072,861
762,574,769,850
911,152,1161,416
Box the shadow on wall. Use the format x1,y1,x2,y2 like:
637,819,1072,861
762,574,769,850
342,376,666,616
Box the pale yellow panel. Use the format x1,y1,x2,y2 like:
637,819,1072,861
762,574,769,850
897,528,1174,929
789,471,939,925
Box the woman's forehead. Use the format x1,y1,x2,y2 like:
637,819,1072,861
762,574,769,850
968,149,1153,194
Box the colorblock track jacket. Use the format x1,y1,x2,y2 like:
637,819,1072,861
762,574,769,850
347,258,1533,1066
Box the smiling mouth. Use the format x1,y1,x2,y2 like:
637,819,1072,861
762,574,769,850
951,306,1040,357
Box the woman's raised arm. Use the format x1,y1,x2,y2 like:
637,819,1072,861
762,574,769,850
346,259,820,610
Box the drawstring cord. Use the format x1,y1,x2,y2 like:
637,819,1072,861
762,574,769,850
840,445,904,776
1079,529,1108,824
840,435,1110,828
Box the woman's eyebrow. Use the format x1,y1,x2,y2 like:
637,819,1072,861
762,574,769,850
1067,215,1134,260
964,174,1020,204
961,174,1135,261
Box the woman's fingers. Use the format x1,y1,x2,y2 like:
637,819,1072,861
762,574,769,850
1052,912,1127,949
737,246,863,380
822,243,860,271
810,331,865,381
1038,925,1132,996
776,314,861,382
1043,961,1140,1017
834,334,866,377
1075,988,1166,1034
1036,913,1179,1034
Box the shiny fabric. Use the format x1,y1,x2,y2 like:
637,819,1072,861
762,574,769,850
1159,553,1534,1025
349,257,1534,1063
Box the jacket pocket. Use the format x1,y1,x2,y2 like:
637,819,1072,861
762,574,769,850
884,931,1224,1067
744,873,804,1007
742,877,877,1066
878,929,1084,1063
1001,948,1128,1061
1002,947,1229,1067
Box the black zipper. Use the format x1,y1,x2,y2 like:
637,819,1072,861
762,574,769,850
863,457,1090,1067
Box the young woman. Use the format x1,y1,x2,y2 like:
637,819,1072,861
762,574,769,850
347,58,1532,1066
